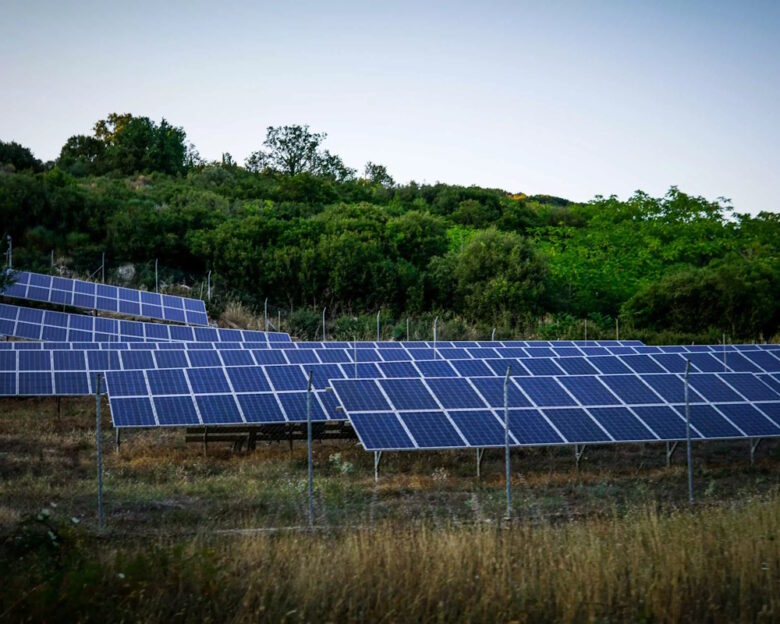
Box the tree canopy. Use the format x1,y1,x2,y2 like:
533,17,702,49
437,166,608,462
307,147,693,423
1,114,778,342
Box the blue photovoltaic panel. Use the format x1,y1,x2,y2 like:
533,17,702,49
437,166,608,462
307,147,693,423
284,349,320,364
0,373,16,394
331,379,390,411
650,353,690,373
719,373,780,402
352,362,382,379
722,353,762,373
543,408,611,443
379,378,439,410
450,359,493,377
105,370,147,397
153,350,189,369
589,357,633,375
196,394,242,424
237,394,285,423
252,350,288,365
400,411,464,447
305,363,345,387
589,407,656,441
377,348,411,361
425,377,486,409
741,351,780,373
264,365,308,391
120,351,156,370
673,404,742,438
521,358,564,376
514,377,577,407
19,372,52,395
508,409,565,444
716,403,780,437
316,349,350,363
146,369,190,395
554,357,599,375
685,353,728,373
378,361,419,378
757,403,780,428
558,376,621,406
2,270,209,325
350,413,415,450
686,374,743,403
54,372,91,395
599,375,660,404
469,377,532,408
449,410,505,446
640,374,705,404
415,360,458,378
110,397,157,427
276,392,327,421
187,367,231,394
220,350,255,366
632,405,697,440
154,395,200,425
622,355,666,374
226,367,271,393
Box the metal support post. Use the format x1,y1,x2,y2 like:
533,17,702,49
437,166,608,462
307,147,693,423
684,360,694,505
207,270,211,301
115,428,121,454
433,316,439,360
101,252,105,282
504,366,511,519
374,451,382,482
476,448,485,479
665,441,678,467
749,438,761,465
406,317,409,341
322,307,327,342
584,318,588,342
574,444,585,470
264,298,268,332
51,249,54,269
95,373,104,530
306,370,314,527
376,310,381,342
616,318,619,341
491,328,496,341
6,235,11,269
155,258,158,293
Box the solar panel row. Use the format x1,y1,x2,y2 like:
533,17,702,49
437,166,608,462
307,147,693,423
0,303,291,343
2,270,210,325
104,367,342,426
330,375,780,450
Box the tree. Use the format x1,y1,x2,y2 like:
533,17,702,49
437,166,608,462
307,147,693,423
57,113,190,176
363,161,394,187
245,125,355,181
0,141,44,172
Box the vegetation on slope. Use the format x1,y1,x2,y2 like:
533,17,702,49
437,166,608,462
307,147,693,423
2,115,779,342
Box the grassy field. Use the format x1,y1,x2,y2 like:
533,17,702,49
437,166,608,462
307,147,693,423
1,397,779,622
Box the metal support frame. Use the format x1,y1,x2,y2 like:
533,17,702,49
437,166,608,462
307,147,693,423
665,441,678,467
504,366,511,519
491,328,496,341
306,370,314,527
207,270,211,301
101,252,105,283
616,317,619,341
684,360,694,505
95,373,104,530
374,450,382,482
376,310,381,341
584,318,588,341
749,438,761,465
433,316,439,359
476,448,485,479
322,307,327,342
574,444,586,469
406,317,410,341
264,298,268,332
203,427,209,453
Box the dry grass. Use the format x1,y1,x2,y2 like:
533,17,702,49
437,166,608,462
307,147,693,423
1,398,779,621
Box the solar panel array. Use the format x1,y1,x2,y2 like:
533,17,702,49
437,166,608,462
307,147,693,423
2,271,209,325
105,366,341,426
0,303,291,343
331,372,780,451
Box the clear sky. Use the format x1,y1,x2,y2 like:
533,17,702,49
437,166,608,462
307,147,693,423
1,1,778,214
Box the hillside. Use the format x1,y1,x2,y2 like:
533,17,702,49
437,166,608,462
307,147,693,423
1,116,779,343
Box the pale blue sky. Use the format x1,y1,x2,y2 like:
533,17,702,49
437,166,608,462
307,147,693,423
1,1,778,213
